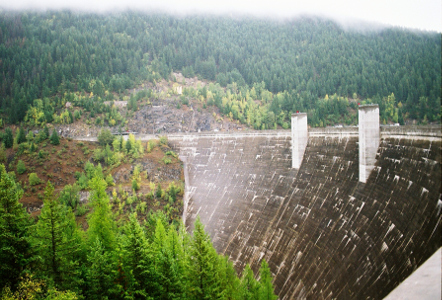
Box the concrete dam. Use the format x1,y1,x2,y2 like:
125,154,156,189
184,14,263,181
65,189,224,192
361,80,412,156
167,106,441,300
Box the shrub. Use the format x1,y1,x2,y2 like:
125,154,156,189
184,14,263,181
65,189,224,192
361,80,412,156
17,160,26,175
59,184,80,209
165,150,178,158
98,128,114,146
29,173,41,186
167,182,180,203
105,174,114,186
159,135,168,145
0,143,6,163
156,184,163,199
75,204,88,216
161,156,172,165
147,139,157,153
132,178,140,191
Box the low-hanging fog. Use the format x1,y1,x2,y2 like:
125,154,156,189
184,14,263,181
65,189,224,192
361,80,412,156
0,0,441,33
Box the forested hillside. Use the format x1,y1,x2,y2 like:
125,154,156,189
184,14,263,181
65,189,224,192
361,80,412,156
0,11,440,127
0,130,278,299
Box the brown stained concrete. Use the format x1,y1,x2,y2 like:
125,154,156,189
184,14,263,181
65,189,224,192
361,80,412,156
169,130,441,300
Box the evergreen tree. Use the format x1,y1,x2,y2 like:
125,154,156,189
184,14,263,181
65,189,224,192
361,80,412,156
97,128,114,146
43,126,50,139
240,264,260,300
0,143,6,163
217,256,241,300
85,238,116,300
31,181,81,288
4,128,13,148
154,220,184,300
0,164,31,291
16,160,26,175
50,129,60,145
188,216,220,300
87,170,116,252
122,213,158,298
16,127,26,145
258,260,277,300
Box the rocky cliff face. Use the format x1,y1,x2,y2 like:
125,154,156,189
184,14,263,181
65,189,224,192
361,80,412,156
170,129,441,299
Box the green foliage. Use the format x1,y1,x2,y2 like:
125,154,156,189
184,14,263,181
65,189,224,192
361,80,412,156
0,11,438,126
188,216,220,299
87,170,116,252
0,143,6,164
28,173,41,186
105,173,114,187
31,182,83,289
240,264,260,300
258,260,278,300
45,288,78,300
16,128,26,145
165,150,178,158
131,178,140,192
161,156,172,165
59,184,80,209
0,164,31,291
167,182,180,203
84,238,117,299
159,135,168,145
147,139,157,153
156,183,163,199
0,163,279,299
97,128,114,146
50,129,60,145
16,160,26,175
75,204,88,217
3,128,13,148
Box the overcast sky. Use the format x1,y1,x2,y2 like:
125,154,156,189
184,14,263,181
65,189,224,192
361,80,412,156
1,0,441,32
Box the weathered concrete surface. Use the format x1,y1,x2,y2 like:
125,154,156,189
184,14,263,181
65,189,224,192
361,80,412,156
384,248,441,300
291,113,308,169
359,105,380,183
169,127,441,300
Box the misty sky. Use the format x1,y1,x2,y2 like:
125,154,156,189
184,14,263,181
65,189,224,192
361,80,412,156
1,0,441,32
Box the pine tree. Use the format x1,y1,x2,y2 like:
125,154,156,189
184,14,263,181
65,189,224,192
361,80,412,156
154,220,184,300
16,160,26,175
4,127,13,148
122,213,158,298
31,181,81,288
216,256,241,300
87,170,116,252
0,164,31,291
16,127,26,145
0,143,6,163
240,264,260,300
258,260,277,300
43,126,50,139
50,129,60,145
188,216,220,300
85,238,116,300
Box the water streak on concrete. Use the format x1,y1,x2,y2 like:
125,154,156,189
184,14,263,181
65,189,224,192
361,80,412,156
168,126,441,300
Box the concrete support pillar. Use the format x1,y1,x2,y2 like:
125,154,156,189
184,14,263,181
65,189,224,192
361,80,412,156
358,104,380,183
291,113,308,169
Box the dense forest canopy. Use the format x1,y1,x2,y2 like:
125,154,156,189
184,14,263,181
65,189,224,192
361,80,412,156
0,10,440,127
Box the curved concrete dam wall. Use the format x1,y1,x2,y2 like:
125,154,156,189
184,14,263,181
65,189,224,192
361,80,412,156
169,126,441,299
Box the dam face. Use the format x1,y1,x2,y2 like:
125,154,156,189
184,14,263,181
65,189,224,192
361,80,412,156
169,125,441,299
